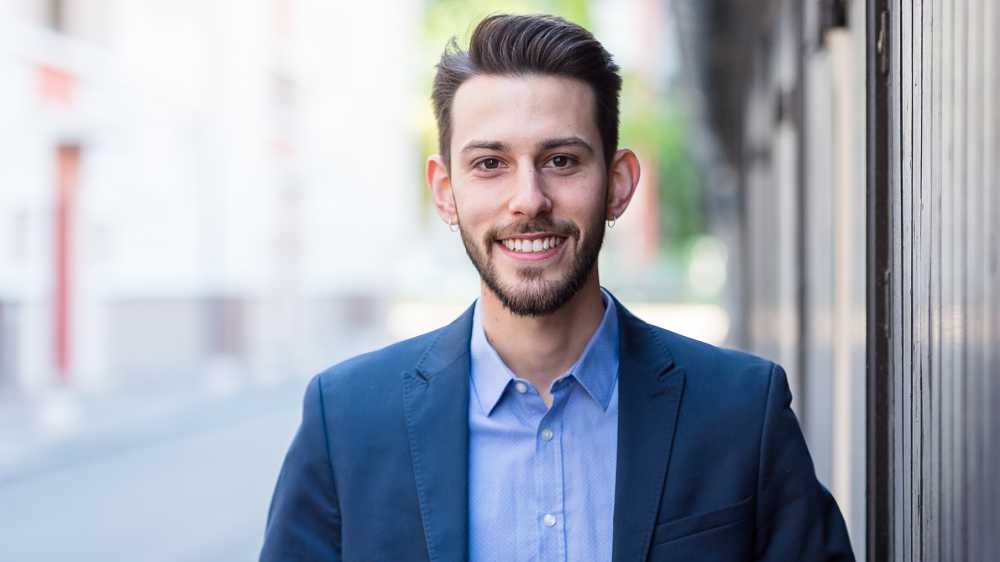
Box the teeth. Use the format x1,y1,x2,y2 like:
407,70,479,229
501,236,563,254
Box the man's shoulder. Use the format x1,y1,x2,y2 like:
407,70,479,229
300,325,450,425
315,325,446,391
637,320,786,440
640,319,779,401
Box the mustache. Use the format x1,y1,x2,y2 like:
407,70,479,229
487,219,579,241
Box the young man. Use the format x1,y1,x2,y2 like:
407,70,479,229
260,14,854,562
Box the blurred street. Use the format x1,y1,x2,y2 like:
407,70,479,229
0,378,306,562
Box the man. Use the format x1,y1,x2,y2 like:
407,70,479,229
260,14,854,562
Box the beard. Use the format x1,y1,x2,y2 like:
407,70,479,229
458,208,606,317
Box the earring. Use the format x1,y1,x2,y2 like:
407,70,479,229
606,216,617,229
448,221,459,232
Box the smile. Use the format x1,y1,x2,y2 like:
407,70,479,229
499,236,564,253
495,235,567,261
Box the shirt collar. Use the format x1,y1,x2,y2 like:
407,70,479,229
469,288,620,415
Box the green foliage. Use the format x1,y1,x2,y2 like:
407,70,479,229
423,0,591,44
619,72,704,256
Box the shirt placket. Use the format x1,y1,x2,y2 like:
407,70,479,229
536,381,568,562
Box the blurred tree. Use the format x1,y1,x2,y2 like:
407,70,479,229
620,72,703,257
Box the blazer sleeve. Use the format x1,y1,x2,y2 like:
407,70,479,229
753,364,855,561
260,375,342,561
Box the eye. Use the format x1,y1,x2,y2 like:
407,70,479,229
474,157,504,171
546,154,576,168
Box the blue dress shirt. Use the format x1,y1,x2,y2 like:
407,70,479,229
468,290,620,562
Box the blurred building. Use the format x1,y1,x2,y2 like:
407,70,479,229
0,0,425,395
674,0,866,550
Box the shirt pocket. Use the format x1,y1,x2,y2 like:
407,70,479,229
650,496,754,545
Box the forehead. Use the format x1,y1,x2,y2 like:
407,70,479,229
450,74,599,153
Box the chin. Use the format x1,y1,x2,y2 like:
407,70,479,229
489,272,584,317
460,222,600,316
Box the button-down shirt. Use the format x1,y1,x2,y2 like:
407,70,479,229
468,290,620,562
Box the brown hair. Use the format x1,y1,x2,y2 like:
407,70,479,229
431,14,622,170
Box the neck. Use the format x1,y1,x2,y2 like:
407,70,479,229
479,269,606,406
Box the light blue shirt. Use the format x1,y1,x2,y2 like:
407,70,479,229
468,290,620,562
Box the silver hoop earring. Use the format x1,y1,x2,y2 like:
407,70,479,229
606,217,616,229
448,222,459,232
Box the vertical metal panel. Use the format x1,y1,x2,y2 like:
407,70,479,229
938,3,954,557
922,0,939,558
916,2,932,559
869,0,1000,559
937,2,952,559
866,0,892,558
986,5,1000,559
793,0,810,437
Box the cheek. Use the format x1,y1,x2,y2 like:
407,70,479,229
454,178,508,213
455,202,498,245
551,191,606,226
548,171,607,211
455,183,520,236
457,204,494,229
454,189,491,219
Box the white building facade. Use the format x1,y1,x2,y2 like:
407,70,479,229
0,0,427,395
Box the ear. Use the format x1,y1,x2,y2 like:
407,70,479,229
606,148,641,221
426,154,458,225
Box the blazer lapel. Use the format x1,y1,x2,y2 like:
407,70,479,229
611,302,687,562
402,306,474,562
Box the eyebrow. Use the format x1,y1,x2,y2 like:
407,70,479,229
460,141,510,154
539,136,594,153
459,137,594,154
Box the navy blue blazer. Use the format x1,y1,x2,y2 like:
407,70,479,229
260,296,855,561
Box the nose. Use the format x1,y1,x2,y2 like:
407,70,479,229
507,166,552,218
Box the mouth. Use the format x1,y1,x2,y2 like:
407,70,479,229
494,233,567,262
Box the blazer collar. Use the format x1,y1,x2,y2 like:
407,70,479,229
413,302,476,378
403,304,474,562
609,294,687,562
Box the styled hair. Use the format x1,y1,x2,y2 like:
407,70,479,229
431,14,622,169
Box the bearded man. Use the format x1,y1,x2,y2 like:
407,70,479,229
260,13,855,562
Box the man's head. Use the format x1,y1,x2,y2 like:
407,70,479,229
431,14,622,171
427,14,639,317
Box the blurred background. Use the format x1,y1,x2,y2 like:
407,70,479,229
0,1,996,561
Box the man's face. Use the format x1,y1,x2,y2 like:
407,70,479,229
446,74,608,316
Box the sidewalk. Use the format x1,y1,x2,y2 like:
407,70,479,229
0,371,309,486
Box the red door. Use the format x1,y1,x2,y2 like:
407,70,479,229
54,144,80,383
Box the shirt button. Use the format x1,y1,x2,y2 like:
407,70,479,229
541,428,554,441
515,382,528,394
543,513,557,527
